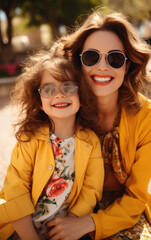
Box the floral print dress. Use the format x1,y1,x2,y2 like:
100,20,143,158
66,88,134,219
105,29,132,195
32,132,75,237
99,117,151,239
8,132,75,240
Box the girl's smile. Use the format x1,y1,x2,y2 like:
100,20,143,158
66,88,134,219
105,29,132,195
51,101,71,108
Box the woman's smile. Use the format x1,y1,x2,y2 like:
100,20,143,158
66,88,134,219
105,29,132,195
90,74,114,86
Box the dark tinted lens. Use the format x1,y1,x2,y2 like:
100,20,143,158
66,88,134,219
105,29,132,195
81,50,100,66
107,52,125,68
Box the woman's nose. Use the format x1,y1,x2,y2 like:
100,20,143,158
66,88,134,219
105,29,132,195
97,56,108,71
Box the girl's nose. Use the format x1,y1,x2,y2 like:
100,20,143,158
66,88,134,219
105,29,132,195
54,88,65,98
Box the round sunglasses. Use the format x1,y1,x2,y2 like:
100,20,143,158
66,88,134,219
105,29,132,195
38,81,78,98
80,49,127,69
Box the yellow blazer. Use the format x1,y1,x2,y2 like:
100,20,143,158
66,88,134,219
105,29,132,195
90,95,151,239
0,127,104,240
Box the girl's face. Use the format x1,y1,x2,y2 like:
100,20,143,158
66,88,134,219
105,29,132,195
40,70,80,122
81,30,128,98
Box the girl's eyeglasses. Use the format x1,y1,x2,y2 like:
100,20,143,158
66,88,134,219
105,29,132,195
38,81,78,98
80,49,128,69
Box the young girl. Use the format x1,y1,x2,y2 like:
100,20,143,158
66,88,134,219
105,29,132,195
0,50,104,240
45,9,151,240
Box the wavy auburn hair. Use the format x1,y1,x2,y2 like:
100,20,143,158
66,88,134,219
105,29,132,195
57,9,151,114
11,50,86,141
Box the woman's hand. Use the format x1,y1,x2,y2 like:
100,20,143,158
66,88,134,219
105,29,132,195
45,215,95,240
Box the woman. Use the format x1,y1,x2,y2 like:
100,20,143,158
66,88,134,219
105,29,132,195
45,10,151,240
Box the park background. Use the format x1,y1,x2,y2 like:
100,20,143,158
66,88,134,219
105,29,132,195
0,0,151,190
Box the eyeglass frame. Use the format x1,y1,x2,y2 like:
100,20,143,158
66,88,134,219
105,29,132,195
79,49,128,69
38,81,78,98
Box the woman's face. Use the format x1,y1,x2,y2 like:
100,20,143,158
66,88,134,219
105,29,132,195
81,30,128,98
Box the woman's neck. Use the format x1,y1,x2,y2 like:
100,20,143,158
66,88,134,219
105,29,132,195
52,117,76,139
97,92,119,115
97,93,119,132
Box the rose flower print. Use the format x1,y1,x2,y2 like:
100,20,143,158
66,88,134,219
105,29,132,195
44,178,69,197
51,140,63,158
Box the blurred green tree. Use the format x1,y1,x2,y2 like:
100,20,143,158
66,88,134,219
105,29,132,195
21,0,105,40
106,0,151,26
0,0,106,61
0,0,22,50
0,0,150,56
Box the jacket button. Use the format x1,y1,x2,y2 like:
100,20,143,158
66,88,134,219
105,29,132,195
86,145,89,148
48,165,53,170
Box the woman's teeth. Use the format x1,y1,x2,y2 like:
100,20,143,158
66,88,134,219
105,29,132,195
93,76,112,82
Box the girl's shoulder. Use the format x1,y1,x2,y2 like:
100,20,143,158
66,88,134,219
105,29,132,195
18,126,50,143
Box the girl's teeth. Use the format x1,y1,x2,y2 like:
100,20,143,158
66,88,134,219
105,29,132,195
93,77,111,82
54,103,69,107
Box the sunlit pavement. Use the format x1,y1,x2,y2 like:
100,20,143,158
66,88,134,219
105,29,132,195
0,96,17,190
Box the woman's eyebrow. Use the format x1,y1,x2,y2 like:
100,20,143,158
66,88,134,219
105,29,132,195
108,49,123,53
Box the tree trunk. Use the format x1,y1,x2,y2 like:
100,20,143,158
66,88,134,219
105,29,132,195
0,8,13,61
0,20,3,48
0,0,13,61
50,23,60,40
48,12,60,41
5,11,12,47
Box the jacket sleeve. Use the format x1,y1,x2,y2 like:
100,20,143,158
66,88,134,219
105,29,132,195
69,133,104,217
0,139,36,223
90,108,151,240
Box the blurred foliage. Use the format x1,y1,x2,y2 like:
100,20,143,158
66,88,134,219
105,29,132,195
0,0,23,47
20,0,105,39
106,0,151,25
0,0,151,63
0,0,105,61
12,16,30,36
